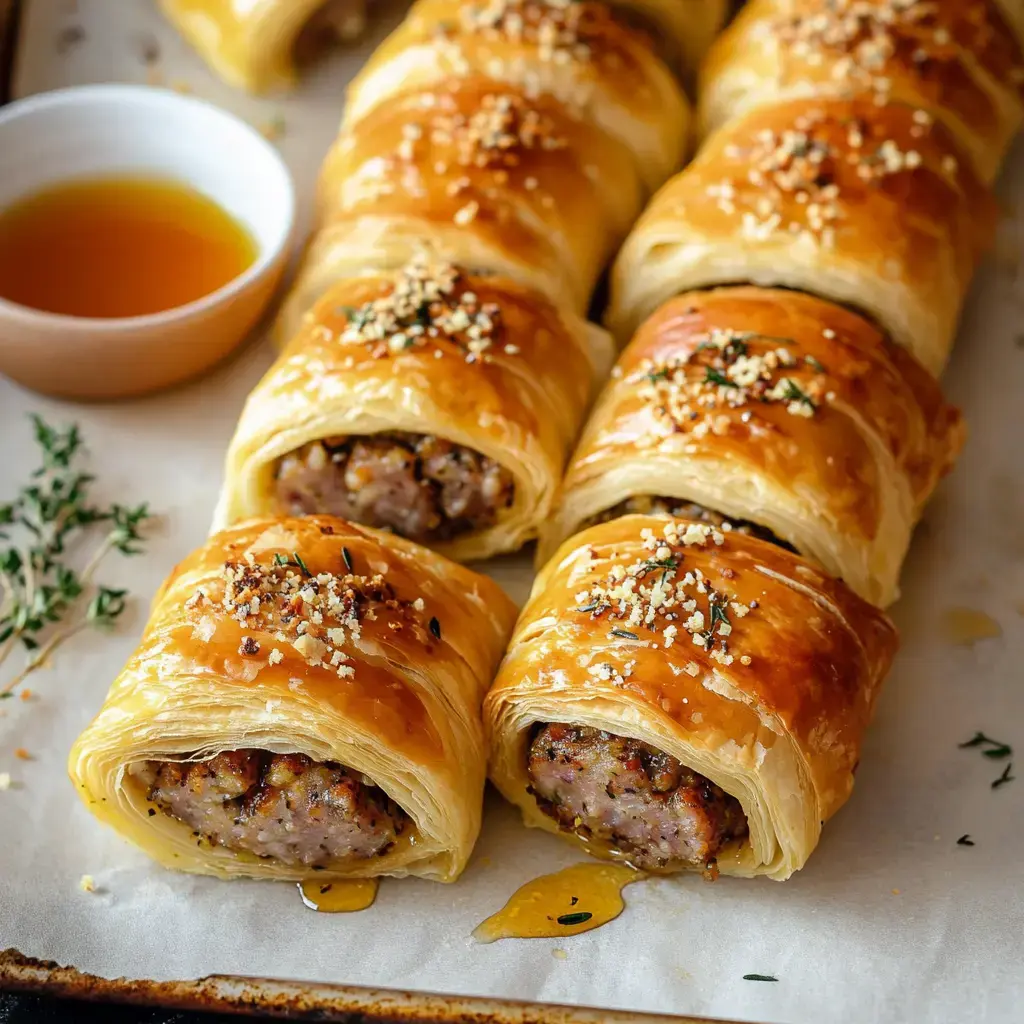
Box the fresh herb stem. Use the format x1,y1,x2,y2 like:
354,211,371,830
0,417,150,695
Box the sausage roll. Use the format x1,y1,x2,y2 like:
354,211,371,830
277,75,644,338
607,94,996,375
160,0,367,93
69,516,517,882
486,515,898,880
699,0,1024,184
220,258,612,562
343,0,691,193
541,288,964,607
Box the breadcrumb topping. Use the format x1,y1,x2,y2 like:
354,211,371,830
775,0,1024,100
573,521,752,668
186,544,439,680
629,328,830,443
708,105,957,249
335,258,509,364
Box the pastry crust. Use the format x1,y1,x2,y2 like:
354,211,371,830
541,288,964,607
699,0,1024,184
607,95,996,376
486,514,899,880
160,0,366,93
343,0,691,193
68,516,517,882
219,260,613,562
277,75,644,338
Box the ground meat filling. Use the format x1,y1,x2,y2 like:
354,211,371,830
275,431,515,542
136,750,407,867
527,724,748,870
586,495,794,551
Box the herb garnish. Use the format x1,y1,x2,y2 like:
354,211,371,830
704,367,738,389
342,546,354,573
779,378,816,410
576,601,599,614
640,557,678,575
610,628,639,640
645,368,670,383
743,975,778,983
956,835,975,846
556,912,592,927
992,764,1015,790
709,600,731,632
804,355,826,372
958,732,1013,759
429,616,442,640
0,417,150,696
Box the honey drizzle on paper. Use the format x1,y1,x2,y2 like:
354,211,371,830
472,863,642,942
298,877,379,913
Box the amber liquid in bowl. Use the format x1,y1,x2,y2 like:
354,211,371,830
0,175,258,319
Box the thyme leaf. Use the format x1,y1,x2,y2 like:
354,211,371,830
992,763,1015,790
0,417,152,696
743,975,778,983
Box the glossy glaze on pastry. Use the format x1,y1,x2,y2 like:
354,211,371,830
69,516,517,882
486,514,898,880
544,288,964,606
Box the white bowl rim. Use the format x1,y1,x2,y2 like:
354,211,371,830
0,83,296,332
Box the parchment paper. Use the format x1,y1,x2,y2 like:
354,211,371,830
1,3,1022,1023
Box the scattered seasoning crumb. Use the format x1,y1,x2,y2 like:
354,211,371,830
79,874,96,893
743,974,778,983
992,763,1015,790
238,636,261,657
342,547,354,573
957,834,975,847
13,748,30,761
0,772,10,790
260,115,287,142
429,616,442,640
139,35,161,65
19,689,32,701
55,25,86,54
148,808,157,817
552,948,568,960
891,888,901,895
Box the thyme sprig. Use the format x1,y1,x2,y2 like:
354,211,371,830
0,417,150,696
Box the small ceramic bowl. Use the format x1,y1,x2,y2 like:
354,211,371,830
0,84,295,400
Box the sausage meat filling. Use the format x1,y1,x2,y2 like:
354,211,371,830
585,495,794,551
275,431,515,542
527,724,748,870
136,750,407,867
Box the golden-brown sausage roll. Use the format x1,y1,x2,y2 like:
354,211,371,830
486,514,898,881
160,0,367,93
607,95,996,375
278,76,644,338
543,288,964,607
699,0,1024,184
69,516,517,882
343,0,691,193
220,258,612,562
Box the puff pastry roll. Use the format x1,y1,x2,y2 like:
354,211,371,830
69,516,517,882
161,0,367,93
699,0,1024,184
220,258,612,562
542,287,964,607
485,515,898,880
607,95,996,375
278,76,644,337
343,0,691,193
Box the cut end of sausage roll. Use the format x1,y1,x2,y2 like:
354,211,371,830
607,94,996,375
527,723,748,872
134,750,407,868
275,432,515,544
69,516,518,883
547,287,964,607
160,0,367,93
220,259,611,562
698,0,1024,184
486,514,899,880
